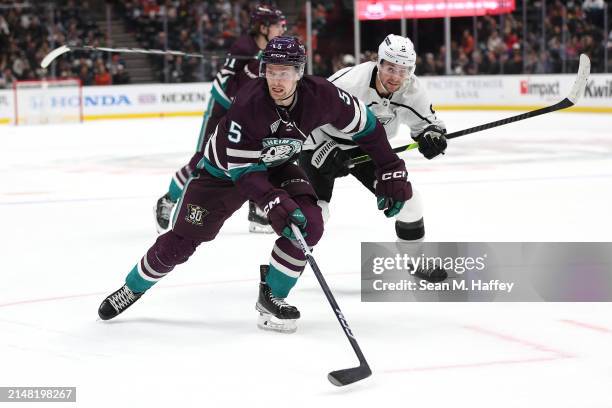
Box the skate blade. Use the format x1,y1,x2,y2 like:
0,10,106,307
257,313,297,334
249,222,274,234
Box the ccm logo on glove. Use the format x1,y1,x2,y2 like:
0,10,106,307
381,170,407,181
263,197,281,215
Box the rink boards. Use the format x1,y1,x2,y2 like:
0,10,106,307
0,73,611,125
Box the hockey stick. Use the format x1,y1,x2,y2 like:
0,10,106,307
290,224,372,386
40,44,256,69
349,53,591,166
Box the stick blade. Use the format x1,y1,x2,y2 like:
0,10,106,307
567,53,591,105
41,45,71,69
328,365,372,387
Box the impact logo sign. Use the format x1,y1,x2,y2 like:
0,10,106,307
520,80,560,97
260,138,302,167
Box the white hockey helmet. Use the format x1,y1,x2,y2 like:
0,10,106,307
377,34,417,77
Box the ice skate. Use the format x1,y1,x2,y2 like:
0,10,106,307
412,264,448,283
98,284,143,320
248,201,274,234
154,193,175,233
255,265,300,333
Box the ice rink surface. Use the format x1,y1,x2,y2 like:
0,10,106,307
1,110,611,407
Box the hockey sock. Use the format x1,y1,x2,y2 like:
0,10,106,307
167,178,183,202
125,246,175,293
266,241,307,298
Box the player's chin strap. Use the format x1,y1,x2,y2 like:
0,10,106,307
376,68,392,95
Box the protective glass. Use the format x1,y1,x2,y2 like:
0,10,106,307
379,62,412,78
261,64,301,81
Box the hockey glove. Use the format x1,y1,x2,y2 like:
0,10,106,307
310,140,350,179
413,125,447,160
259,190,308,240
375,160,413,218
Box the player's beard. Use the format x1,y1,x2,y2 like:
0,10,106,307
376,70,408,95
270,81,298,106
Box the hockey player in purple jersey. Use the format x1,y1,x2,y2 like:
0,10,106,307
99,37,411,333
154,5,286,234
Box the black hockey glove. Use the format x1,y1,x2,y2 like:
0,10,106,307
413,125,447,160
310,140,350,179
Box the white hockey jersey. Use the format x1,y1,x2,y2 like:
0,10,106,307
304,61,445,151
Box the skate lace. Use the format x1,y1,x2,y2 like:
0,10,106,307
270,296,291,309
109,286,136,312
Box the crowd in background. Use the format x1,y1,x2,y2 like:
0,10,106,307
415,0,610,76
115,0,270,82
0,0,611,89
0,0,131,89
308,0,611,77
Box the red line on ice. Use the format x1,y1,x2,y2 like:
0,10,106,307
559,319,612,334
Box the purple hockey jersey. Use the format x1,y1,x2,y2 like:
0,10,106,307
201,75,400,203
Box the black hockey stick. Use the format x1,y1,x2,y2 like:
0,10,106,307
290,224,372,386
40,44,256,69
349,53,591,166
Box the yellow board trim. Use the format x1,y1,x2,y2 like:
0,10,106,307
1,106,611,125
84,111,205,121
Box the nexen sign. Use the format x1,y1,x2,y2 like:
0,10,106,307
161,92,207,103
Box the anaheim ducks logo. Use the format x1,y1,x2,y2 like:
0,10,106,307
261,138,302,167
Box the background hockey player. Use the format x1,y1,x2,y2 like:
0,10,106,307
154,5,286,234
98,36,412,333
300,34,448,282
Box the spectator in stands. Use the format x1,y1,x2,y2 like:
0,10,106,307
312,52,331,77
78,64,93,86
0,68,16,89
505,43,524,74
94,59,112,85
461,30,474,55
487,30,504,54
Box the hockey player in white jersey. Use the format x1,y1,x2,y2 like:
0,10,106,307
300,34,448,282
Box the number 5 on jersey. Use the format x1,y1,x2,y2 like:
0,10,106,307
229,120,242,143
337,89,352,105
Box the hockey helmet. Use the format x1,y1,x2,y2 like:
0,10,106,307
377,34,417,78
250,5,286,27
260,36,307,79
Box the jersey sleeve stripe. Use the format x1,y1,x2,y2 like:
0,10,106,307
212,80,231,109
339,97,362,133
208,129,226,170
226,148,261,159
352,99,368,133
227,163,267,182
227,161,258,170
329,66,353,83
351,108,377,141
390,101,433,124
